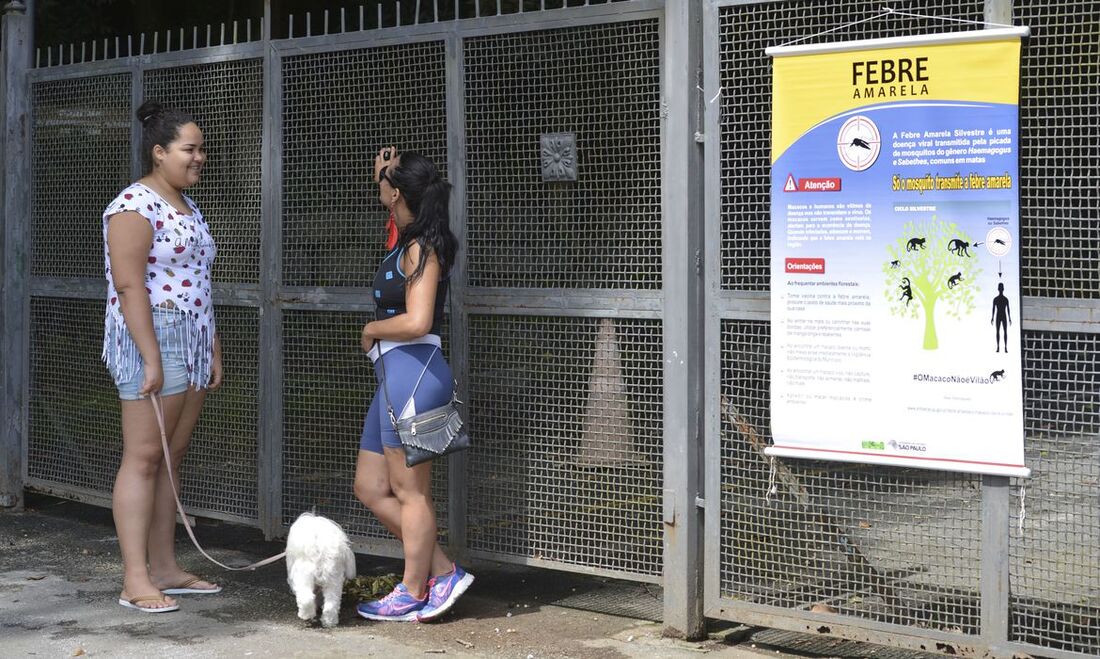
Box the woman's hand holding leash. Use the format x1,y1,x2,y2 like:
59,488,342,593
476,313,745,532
139,362,164,398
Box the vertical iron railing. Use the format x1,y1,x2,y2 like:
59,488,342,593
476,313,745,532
0,0,33,511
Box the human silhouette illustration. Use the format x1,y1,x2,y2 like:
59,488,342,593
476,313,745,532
991,282,1011,352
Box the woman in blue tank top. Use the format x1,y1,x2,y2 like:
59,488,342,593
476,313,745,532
354,147,473,622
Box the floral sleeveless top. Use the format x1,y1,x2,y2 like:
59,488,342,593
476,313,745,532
101,182,217,388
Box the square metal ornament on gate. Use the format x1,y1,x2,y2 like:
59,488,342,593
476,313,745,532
541,132,577,182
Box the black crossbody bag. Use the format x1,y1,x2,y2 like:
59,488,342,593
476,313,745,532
376,345,470,467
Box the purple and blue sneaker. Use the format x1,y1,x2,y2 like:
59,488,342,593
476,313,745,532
416,563,475,622
356,583,428,621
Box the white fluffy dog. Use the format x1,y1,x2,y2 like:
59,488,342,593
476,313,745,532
286,512,357,627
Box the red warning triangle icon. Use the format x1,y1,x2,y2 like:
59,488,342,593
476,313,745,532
783,174,797,192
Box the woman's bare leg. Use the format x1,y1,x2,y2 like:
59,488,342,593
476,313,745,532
146,386,218,591
385,447,441,599
353,449,451,577
113,394,186,607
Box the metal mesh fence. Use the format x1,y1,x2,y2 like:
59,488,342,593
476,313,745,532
144,59,264,285
718,0,986,292
27,297,121,494
26,298,260,521
178,305,260,522
31,74,131,279
1010,329,1100,655
281,42,448,288
281,310,449,541
1016,1,1100,299
20,3,1099,655
464,20,662,289
715,3,1099,655
466,314,664,577
718,319,984,632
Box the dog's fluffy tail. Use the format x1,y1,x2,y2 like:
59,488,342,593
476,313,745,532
287,512,354,571
343,544,357,580
287,511,357,583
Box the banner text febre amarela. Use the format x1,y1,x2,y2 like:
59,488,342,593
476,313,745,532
771,39,1021,163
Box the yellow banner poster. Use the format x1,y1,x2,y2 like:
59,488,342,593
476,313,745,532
766,29,1031,477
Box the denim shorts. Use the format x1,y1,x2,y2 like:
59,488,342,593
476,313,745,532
111,307,192,401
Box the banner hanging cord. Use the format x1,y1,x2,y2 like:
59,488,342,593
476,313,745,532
1017,484,1026,536
776,6,1017,49
765,457,779,503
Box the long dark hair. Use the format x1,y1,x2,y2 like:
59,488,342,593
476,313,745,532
390,151,458,282
136,99,194,175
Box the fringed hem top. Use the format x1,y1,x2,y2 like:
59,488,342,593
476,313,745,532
101,183,217,388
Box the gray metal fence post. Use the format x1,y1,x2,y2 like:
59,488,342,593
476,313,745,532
661,0,706,639
130,65,143,179
258,0,285,538
980,474,1012,653
986,0,1013,25
979,1,1016,652
0,0,33,511
444,32,469,557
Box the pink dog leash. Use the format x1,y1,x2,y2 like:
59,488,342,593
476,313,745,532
150,394,285,570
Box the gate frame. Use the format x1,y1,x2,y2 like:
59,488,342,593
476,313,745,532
701,1,1095,658
11,0,684,592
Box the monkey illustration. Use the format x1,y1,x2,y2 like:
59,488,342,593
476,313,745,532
947,272,963,289
899,277,913,306
947,238,972,257
990,369,1005,382
850,137,872,150
906,237,926,252
890,259,900,269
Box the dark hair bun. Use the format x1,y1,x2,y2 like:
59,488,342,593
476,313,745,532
136,99,164,125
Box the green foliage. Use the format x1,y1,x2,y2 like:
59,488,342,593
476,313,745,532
882,216,982,350
342,573,400,607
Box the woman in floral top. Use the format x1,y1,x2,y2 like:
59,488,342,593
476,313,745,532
102,100,222,613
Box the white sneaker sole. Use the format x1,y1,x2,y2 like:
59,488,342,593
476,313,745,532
356,607,422,622
417,573,475,622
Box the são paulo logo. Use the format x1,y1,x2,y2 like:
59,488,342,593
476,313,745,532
837,115,881,172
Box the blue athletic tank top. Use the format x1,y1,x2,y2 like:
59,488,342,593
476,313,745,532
372,242,447,336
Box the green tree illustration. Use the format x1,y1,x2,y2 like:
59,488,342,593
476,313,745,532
882,217,982,350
